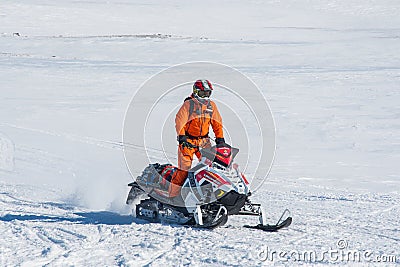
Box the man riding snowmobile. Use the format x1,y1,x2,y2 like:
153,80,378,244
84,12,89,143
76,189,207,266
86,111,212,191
125,80,292,230
169,79,226,198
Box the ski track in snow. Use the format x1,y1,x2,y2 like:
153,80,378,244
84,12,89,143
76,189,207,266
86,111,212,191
1,0,400,266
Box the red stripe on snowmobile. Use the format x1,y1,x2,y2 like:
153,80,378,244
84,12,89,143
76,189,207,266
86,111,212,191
196,170,229,186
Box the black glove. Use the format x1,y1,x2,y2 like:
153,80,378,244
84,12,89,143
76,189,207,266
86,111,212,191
177,135,194,149
215,138,227,147
215,137,225,144
215,137,230,148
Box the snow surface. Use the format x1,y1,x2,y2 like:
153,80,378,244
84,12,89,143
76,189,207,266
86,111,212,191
1,0,399,266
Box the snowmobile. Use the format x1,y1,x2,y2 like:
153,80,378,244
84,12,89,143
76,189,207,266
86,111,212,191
126,144,292,231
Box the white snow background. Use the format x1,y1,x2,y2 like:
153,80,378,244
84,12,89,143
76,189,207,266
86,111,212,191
0,0,399,266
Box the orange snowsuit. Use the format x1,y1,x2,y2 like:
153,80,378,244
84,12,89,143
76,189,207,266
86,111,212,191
168,95,224,197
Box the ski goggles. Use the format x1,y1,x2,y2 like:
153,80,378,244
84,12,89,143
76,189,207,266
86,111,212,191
197,90,212,98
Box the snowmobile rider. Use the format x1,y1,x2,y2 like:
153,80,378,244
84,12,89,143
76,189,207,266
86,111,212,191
169,79,226,198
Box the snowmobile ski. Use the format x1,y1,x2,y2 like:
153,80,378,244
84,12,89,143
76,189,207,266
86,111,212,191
244,216,292,232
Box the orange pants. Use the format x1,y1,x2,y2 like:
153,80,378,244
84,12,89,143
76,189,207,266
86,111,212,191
168,137,211,197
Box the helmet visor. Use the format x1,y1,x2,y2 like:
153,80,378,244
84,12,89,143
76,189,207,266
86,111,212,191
197,90,212,98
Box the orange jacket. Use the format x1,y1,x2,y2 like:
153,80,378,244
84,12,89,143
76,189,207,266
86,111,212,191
175,96,224,139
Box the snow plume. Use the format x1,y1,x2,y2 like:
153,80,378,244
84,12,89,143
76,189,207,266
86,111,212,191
55,137,134,213
66,170,131,213
0,122,132,213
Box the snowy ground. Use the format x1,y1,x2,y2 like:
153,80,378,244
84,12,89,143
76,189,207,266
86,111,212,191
1,0,399,266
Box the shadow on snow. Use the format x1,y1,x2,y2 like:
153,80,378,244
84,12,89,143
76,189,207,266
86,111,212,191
0,211,135,225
